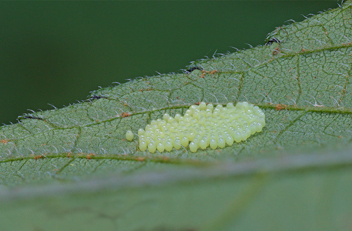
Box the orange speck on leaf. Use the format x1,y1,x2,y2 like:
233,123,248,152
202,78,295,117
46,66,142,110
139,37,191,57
34,155,44,160
200,73,205,78
135,157,145,161
210,70,218,75
275,104,287,111
0,139,9,144
86,153,96,160
273,47,280,55
121,112,131,118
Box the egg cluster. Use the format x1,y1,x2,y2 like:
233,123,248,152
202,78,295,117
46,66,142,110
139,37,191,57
126,102,265,153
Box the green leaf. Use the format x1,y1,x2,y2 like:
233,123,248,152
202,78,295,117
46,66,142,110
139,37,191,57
1,2,352,230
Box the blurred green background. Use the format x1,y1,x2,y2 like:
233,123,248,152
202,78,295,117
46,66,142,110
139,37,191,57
0,1,338,125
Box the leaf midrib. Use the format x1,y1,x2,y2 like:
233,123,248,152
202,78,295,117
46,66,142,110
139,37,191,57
5,102,352,149
0,153,211,166
1,150,352,202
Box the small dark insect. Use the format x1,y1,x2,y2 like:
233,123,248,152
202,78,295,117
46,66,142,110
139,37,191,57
185,66,203,73
89,95,107,100
265,37,281,46
21,116,43,120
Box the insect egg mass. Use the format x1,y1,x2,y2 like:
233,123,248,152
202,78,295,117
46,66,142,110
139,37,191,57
126,102,265,153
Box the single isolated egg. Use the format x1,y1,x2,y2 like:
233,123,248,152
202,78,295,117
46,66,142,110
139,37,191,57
126,130,134,141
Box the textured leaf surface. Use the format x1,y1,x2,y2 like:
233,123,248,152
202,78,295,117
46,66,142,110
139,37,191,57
1,151,352,231
1,2,352,230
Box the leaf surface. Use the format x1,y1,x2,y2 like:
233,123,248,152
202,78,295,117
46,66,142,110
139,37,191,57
1,2,352,230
